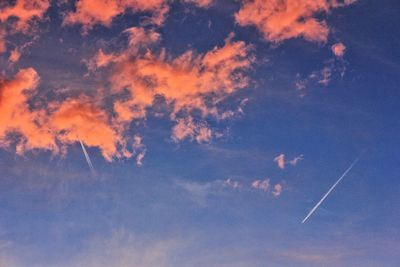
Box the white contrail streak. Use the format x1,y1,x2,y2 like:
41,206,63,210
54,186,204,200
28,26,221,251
302,158,359,224
79,139,95,174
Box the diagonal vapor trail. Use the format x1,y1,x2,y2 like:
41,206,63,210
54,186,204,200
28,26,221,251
302,158,359,224
79,139,95,174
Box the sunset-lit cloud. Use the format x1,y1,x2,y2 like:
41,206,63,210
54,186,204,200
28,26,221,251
0,70,129,161
63,0,169,32
0,1,393,266
91,29,253,144
8,48,21,63
251,179,270,192
274,154,285,169
48,96,127,161
0,0,50,55
0,29,253,160
272,183,282,197
0,0,50,32
289,154,304,166
0,68,57,154
332,42,346,57
235,0,356,43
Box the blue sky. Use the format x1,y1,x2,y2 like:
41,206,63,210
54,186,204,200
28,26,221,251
0,0,399,266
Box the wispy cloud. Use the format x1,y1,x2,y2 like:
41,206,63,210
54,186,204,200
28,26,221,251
251,179,270,192
274,154,285,169
272,183,283,197
289,155,304,166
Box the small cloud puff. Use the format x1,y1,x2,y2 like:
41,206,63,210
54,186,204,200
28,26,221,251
274,154,285,169
331,43,346,57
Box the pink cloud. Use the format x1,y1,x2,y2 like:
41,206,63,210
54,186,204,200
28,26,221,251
92,30,253,145
289,154,304,166
274,154,285,169
251,179,270,192
0,0,49,54
235,0,356,43
8,48,21,63
0,0,50,32
0,27,253,161
63,0,169,32
332,42,346,57
272,183,282,197
0,68,57,154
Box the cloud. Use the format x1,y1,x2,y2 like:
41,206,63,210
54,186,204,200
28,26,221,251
224,178,241,189
0,0,49,55
0,68,57,154
48,96,128,161
64,230,179,267
63,0,218,33
235,0,356,43
332,42,346,57
63,0,169,32
0,28,253,161
0,33,6,53
172,117,212,144
8,48,21,63
92,29,253,144
272,183,282,197
251,179,270,192
184,0,214,8
251,179,283,196
0,69,133,161
274,154,285,169
289,154,304,166
295,58,346,90
175,179,226,206
0,0,50,32
132,135,146,166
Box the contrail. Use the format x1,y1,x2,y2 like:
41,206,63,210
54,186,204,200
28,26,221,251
302,158,359,224
79,139,95,174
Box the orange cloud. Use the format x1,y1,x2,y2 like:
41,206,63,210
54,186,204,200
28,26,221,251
332,42,346,57
0,0,49,32
8,48,21,63
91,29,253,143
0,69,134,161
0,68,57,154
48,96,127,161
63,0,169,32
0,38,5,53
0,0,49,55
235,0,355,43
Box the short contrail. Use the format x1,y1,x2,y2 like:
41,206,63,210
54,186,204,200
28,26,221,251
79,139,95,174
302,158,359,224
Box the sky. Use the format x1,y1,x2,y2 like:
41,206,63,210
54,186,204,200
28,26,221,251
0,0,399,266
